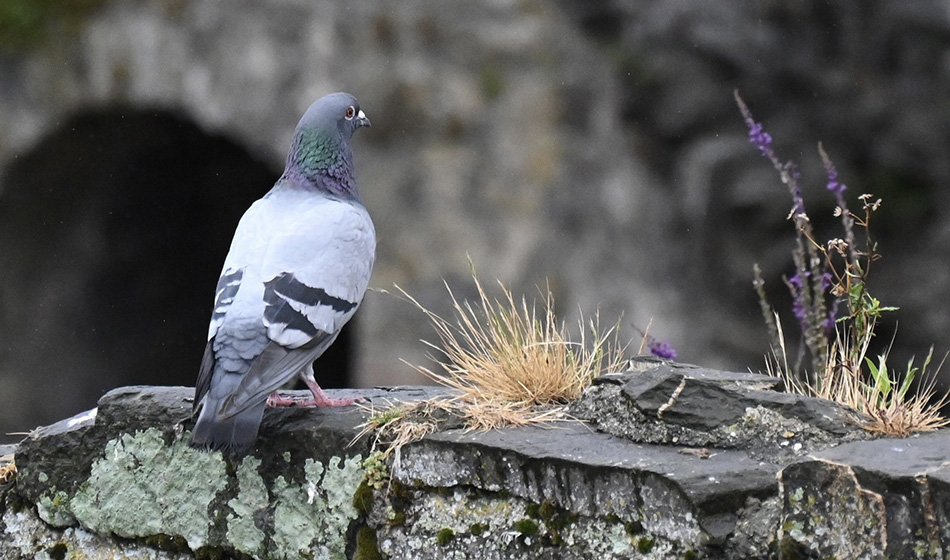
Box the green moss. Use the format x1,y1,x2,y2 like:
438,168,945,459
435,527,455,546
682,550,698,560
436,527,455,546
390,480,413,500
352,479,374,515
526,500,578,546
537,500,557,521
513,518,539,536
525,503,540,518
354,527,384,560
548,511,577,533
636,535,655,553
390,511,406,527
469,522,489,536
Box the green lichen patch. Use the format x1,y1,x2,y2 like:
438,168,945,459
69,427,228,550
271,455,363,559
226,456,268,556
36,490,75,527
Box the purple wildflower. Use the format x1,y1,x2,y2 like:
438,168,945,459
736,96,775,160
819,142,847,209
648,338,677,360
747,122,773,157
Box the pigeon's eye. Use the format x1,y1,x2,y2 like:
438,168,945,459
345,106,356,120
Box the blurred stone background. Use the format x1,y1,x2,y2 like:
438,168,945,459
1,0,949,441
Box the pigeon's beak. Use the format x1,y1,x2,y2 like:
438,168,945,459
356,110,371,128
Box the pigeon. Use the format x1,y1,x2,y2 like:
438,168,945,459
189,92,374,453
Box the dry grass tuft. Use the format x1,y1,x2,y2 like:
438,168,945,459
398,275,624,408
355,273,626,458
352,400,446,455
766,316,950,437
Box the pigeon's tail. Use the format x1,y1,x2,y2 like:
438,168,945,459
190,337,268,453
189,395,265,454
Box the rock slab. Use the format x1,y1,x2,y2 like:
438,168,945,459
1,364,949,559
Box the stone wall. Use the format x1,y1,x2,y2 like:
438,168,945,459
2,0,950,436
4,363,950,559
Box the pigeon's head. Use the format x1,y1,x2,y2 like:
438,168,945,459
297,92,371,140
284,92,371,197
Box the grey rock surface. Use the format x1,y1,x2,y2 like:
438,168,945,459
779,432,950,559
1,366,948,559
4,385,448,559
571,360,872,465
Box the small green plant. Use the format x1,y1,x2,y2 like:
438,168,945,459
737,91,949,436
361,450,390,490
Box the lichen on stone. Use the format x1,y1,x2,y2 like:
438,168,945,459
226,456,268,556
69,427,228,550
271,455,363,559
37,490,75,527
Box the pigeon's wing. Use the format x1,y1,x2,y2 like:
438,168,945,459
206,268,244,341
205,199,272,342
193,340,216,412
217,197,376,418
194,200,272,410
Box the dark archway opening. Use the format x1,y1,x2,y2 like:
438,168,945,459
0,106,353,439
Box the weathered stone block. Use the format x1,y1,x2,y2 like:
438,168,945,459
1,370,948,559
